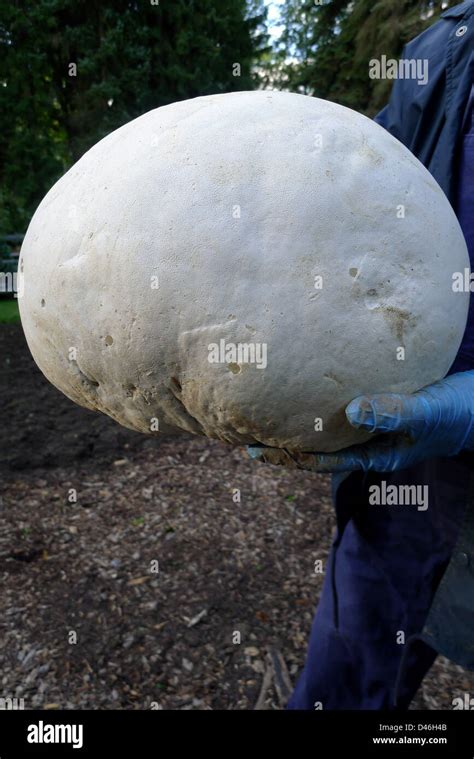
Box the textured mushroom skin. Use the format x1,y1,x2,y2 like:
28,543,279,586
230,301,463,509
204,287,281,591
19,91,470,452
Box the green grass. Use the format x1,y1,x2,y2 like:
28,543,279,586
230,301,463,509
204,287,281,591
0,298,20,323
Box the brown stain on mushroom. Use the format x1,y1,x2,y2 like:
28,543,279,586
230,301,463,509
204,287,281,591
373,305,415,343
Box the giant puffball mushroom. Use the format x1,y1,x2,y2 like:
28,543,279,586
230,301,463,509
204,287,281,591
18,91,470,452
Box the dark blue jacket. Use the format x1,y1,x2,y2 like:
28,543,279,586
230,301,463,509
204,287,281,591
374,0,474,205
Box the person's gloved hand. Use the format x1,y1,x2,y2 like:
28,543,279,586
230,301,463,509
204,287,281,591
247,370,474,473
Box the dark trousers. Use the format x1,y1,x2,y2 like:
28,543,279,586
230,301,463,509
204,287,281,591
287,455,472,710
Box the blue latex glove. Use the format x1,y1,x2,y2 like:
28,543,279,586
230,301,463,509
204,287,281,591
247,371,474,473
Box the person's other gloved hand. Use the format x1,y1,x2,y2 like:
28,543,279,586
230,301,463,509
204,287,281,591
247,370,474,473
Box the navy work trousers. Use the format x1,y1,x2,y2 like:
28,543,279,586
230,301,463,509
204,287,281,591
287,456,471,710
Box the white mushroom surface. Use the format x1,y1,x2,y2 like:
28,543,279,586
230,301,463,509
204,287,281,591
19,91,470,452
